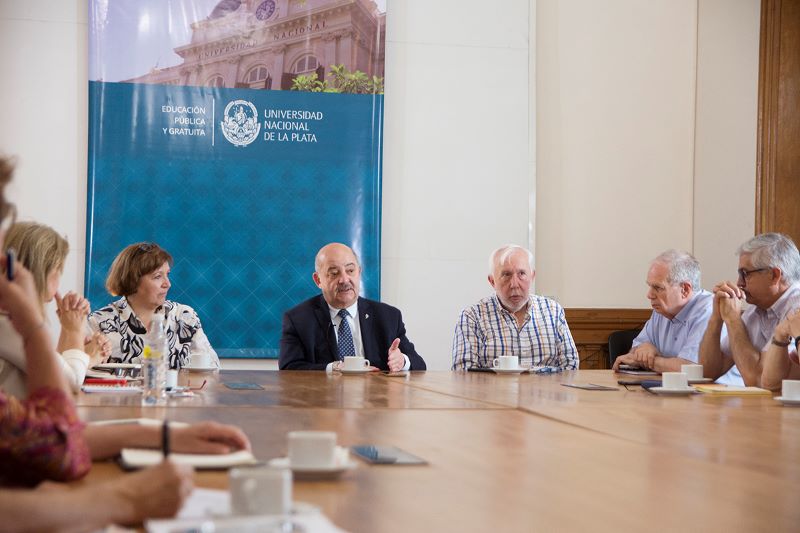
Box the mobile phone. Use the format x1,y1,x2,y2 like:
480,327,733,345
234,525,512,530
350,445,428,465
224,382,264,390
5,248,14,281
617,379,650,386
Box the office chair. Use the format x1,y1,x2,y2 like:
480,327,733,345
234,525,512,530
607,328,643,367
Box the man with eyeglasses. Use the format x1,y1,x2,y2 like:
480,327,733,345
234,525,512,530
612,250,712,373
699,233,800,386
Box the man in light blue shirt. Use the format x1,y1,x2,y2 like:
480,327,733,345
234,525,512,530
612,250,712,373
699,233,800,386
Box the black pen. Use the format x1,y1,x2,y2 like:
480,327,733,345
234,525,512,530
5,248,14,281
162,419,170,459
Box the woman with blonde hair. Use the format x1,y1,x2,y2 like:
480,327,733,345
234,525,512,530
0,221,111,395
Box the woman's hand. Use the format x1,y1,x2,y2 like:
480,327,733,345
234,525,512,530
104,461,194,524
0,255,44,339
171,421,251,454
55,291,89,333
84,331,112,365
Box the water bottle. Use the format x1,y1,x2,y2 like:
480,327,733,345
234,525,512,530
142,314,168,405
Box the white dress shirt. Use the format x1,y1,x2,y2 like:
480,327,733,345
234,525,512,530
325,301,410,372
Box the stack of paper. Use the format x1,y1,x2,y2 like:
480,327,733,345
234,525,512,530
81,384,142,394
146,488,348,533
693,384,772,395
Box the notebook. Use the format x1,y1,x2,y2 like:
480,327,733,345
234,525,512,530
119,448,258,470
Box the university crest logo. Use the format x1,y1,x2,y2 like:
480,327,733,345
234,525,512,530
220,99,260,147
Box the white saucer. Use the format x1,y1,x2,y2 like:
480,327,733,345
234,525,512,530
268,451,357,479
688,377,713,384
492,367,529,374
340,368,375,375
183,365,218,372
774,396,800,406
650,386,697,395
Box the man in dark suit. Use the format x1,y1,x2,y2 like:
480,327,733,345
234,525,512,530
279,243,425,371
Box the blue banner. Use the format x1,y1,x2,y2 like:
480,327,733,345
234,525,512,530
87,1,385,358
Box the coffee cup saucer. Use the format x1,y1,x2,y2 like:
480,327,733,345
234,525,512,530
339,367,376,375
268,447,357,479
650,386,697,395
183,365,218,372
774,396,800,406
491,367,529,374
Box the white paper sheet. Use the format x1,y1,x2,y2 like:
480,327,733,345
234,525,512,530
147,488,349,533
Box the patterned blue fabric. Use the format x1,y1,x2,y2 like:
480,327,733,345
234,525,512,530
336,309,356,360
85,82,382,358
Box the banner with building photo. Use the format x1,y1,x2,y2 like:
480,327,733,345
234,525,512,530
87,0,386,358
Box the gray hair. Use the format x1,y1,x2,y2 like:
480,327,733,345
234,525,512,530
652,249,701,290
737,233,800,286
489,244,534,275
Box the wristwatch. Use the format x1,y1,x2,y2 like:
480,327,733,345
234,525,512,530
771,335,792,347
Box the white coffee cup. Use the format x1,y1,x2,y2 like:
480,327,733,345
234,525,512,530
188,351,212,368
492,355,519,370
229,466,292,516
288,430,337,468
342,356,370,371
662,372,689,390
680,364,703,381
781,380,800,399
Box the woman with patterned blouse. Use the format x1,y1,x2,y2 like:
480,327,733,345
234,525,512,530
90,242,219,369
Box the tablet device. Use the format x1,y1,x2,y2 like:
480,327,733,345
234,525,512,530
467,367,493,373
351,445,428,465
617,364,659,376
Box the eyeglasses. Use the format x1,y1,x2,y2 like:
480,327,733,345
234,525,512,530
737,267,768,281
136,242,156,253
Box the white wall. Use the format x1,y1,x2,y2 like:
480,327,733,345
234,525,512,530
693,0,759,287
0,1,88,301
535,0,759,310
381,0,532,369
0,0,761,371
537,0,699,306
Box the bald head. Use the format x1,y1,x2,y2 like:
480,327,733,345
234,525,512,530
313,243,362,309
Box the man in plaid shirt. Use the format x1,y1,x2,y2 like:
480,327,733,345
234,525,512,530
451,245,578,371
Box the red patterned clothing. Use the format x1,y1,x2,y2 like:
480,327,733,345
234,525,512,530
0,387,90,486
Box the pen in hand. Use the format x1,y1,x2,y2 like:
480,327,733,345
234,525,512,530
162,419,170,459
5,248,14,281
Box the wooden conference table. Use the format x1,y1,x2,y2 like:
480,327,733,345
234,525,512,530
76,370,800,533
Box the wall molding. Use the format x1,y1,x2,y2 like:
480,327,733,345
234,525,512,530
565,308,652,369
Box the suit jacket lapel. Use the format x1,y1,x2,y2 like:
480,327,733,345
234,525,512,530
313,296,337,361
358,298,379,363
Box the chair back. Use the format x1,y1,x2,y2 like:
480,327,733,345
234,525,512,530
608,328,642,367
